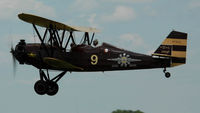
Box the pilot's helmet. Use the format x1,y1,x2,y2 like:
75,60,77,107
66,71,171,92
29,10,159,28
93,39,98,46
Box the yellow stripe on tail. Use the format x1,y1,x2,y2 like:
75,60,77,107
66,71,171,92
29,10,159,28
152,31,188,67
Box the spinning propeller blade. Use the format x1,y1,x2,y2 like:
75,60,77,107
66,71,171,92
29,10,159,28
11,45,17,78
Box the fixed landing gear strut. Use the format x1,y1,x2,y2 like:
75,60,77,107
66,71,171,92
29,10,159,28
34,69,67,96
163,68,171,78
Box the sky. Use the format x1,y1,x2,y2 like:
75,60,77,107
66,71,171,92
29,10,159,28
0,0,200,113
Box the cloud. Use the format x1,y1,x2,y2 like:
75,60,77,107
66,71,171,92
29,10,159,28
147,49,155,55
88,13,100,28
7,34,41,44
118,33,154,54
0,0,55,20
71,0,99,11
120,33,144,47
143,6,157,16
101,0,153,3
88,14,97,27
102,6,136,22
117,33,148,52
189,1,200,8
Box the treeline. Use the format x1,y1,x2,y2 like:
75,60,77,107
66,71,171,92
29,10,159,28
112,109,144,113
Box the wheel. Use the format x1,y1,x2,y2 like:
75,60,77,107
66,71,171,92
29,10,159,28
34,80,47,95
165,72,171,78
46,81,59,96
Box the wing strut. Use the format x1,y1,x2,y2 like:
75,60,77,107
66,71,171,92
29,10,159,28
32,23,97,51
64,32,76,49
32,23,70,49
82,32,95,45
61,30,66,46
42,28,48,43
91,33,95,45
33,24,43,44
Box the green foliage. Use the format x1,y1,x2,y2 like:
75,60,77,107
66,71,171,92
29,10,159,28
112,109,144,113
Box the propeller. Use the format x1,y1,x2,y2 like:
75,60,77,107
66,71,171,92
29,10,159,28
11,44,17,78
9,26,18,78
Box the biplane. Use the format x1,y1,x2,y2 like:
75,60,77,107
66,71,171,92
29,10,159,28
11,13,188,96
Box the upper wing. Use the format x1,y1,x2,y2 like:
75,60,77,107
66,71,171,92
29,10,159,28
43,57,84,70
18,13,100,33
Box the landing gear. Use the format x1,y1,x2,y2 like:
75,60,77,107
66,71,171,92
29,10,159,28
34,80,47,95
163,68,171,78
46,81,59,96
34,69,66,96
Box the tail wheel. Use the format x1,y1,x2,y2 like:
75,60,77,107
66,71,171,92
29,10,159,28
163,68,171,78
165,72,171,78
46,81,59,96
34,80,47,95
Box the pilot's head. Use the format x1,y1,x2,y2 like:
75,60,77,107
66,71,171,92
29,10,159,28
70,43,76,48
93,39,98,46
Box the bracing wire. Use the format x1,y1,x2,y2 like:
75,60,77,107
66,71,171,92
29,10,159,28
32,26,36,43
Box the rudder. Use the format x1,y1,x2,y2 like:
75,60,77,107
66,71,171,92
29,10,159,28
152,31,188,67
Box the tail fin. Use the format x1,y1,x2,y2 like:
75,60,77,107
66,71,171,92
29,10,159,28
152,31,188,67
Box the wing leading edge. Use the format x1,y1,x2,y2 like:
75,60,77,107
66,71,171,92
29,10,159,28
18,13,100,33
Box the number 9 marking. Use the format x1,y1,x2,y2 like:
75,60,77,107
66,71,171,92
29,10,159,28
91,55,98,65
